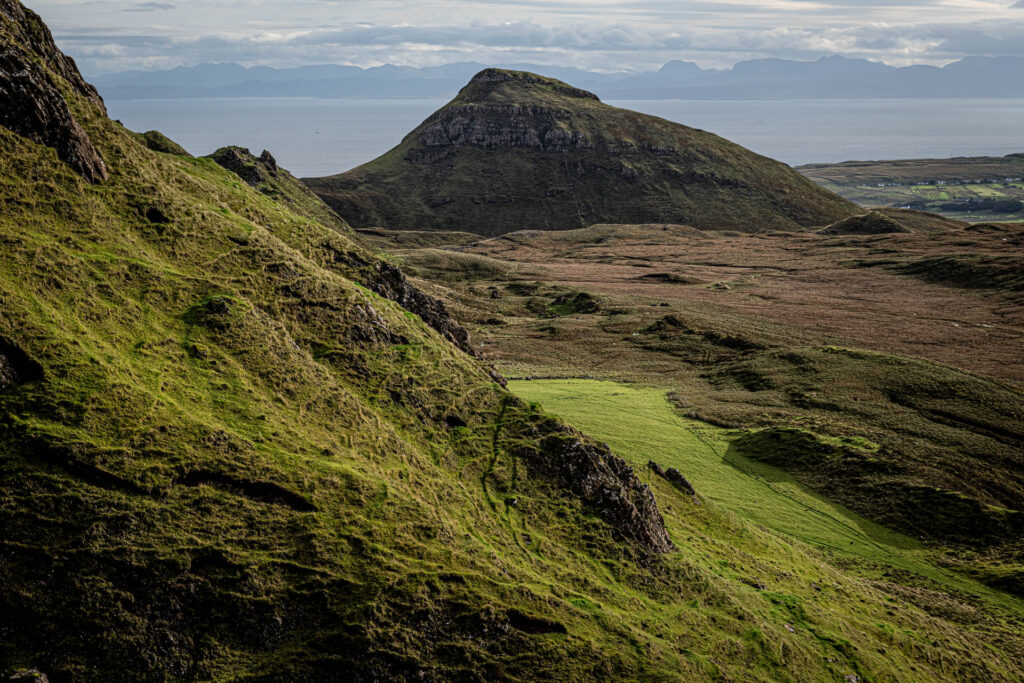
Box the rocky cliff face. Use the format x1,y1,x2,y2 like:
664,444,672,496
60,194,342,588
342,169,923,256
514,417,674,555
0,0,107,182
0,0,104,110
307,68,858,235
414,71,598,155
360,261,475,355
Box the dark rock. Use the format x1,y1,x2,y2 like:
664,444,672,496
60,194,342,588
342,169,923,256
361,262,474,355
0,1,108,182
259,149,278,173
416,102,593,154
665,468,696,496
0,336,43,391
489,368,508,388
208,146,268,186
0,0,105,111
649,460,697,496
208,146,279,184
0,49,107,182
516,426,674,555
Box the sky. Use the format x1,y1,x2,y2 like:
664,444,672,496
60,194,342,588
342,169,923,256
28,0,1024,75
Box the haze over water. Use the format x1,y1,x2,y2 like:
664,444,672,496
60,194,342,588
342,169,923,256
106,96,1024,177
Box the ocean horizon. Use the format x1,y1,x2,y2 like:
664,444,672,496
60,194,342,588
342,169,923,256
105,96,1024,178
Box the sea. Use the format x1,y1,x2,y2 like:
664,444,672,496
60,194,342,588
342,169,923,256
104,97,1024,178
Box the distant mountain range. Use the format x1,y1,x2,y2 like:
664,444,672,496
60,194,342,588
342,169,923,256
90,55,1024,101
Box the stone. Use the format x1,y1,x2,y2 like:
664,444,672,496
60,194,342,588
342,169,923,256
516,424,675,555
0,49,107,182
648,460,697,497
361,262,474,355
0,0,108,182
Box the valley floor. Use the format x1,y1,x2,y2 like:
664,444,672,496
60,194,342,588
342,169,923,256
361,220,1024,675
510,379,1021,613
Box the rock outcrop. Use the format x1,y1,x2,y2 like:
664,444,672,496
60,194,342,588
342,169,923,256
209,145,280,186
0,0,108,182
307,68,858,235
515,421,675,555
208,145,351,233
648,460,697,497
0,336,42,391
0,0,104,110
361,261,474,355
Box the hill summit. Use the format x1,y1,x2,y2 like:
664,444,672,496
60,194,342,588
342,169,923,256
306,68,857,235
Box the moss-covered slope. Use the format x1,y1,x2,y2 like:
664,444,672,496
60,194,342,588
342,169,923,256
306,69,858,236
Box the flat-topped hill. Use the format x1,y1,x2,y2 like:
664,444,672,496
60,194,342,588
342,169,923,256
306,69,858,236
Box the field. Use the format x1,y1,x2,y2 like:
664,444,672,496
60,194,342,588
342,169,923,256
509,379,1020,611
378,218,1024,618
799,154,1024,222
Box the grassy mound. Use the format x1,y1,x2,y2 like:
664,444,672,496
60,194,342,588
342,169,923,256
697,346,1024,548
873,208,968,233
138,129,191,156
394,248,532,282
817,211,911,236
897,253,1024,292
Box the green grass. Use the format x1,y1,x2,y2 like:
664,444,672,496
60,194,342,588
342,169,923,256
509,379,1023,612
966,184,1007,197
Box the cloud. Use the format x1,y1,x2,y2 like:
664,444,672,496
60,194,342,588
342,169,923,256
123,2,174,11
30,0,1024,73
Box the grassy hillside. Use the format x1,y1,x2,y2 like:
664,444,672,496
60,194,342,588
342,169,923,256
3,4,1023,680
511,380,1021,609
306,69,857,235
